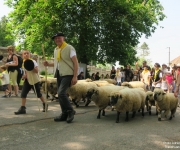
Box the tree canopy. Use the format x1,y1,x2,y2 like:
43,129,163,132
0,16,15,46
5,0,165,65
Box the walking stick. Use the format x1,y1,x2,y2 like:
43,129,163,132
42,44,48,114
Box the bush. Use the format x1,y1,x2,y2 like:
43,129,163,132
40,70,47,75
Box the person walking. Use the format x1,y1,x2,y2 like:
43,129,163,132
44,32,78,123
110,66,116,79
0,65,10,97
77,72,84,80
115,67,122,86
151,63,162,92
4,46,19,96
14,50,48,114
140,66,151,91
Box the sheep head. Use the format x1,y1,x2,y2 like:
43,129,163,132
153,89,166,102
86,88,97,99
146,91,154,102
110,92,121,106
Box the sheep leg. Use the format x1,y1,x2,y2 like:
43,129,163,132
125,111,129,122
85,99,91,106
164,110,170,118
141,107,144,117
158,110,162,121
145,101,149,111
97,110,101,119
132,111,136,118
116,111,120,123
102,110,105,116
169,108,176,120
148,106,151,115
72,99,79,108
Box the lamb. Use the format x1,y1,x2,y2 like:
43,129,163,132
146,91,157,115
109,88,146,123
67,82,97,107
153,88,178,121
121,81,146,91
86,86,126,119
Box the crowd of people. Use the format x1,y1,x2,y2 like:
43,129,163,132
88,60,180,97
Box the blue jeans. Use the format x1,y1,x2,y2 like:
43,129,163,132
58,75,73,114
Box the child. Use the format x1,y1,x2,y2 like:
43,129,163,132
14,50,48,115
161,75,168,92
115,68,122,86
166,71,174,93
0,66,10,97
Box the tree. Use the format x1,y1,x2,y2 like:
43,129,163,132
5,0,165,65
0,16,15,46
139,42,150,59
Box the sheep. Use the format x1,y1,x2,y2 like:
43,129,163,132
146,91,158,115
67,82,98,107
153,88,178,121
40,77,58,101
121,81,146,91
92,80,112,87
86,86,126,119
109,88,146,123
103,79,116,84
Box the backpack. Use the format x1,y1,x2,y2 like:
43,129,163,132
12,54,23,68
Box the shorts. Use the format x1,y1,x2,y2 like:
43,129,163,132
2,84,8,91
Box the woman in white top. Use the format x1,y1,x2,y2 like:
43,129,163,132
115,68,122,86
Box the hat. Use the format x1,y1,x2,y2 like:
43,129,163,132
24,59,35,71
51,32,65,40
0,55,3,61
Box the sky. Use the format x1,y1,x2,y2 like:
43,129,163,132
0,0,180,66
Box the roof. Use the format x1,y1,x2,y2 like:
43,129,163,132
170,55,180,66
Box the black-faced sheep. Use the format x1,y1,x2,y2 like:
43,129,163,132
110,88,146,123
153,88,178,121
146,91,157,115
40,77,58,101
86,86,126,119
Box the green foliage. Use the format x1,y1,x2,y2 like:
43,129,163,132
5,0,165,66
0,16,15,46
40,70,46,75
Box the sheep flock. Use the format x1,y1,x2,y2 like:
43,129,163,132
40,77,179,123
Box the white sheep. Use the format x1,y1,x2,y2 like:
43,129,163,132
146,91,157,115
86,86,126,119
92,80,112,87
121,81,146,91
67,82,97,107
153,88,178,121
110,88,146,123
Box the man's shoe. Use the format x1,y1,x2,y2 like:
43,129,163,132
54,113,68,122
42,103,48,112
66,110,76,123
14,106,26,115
